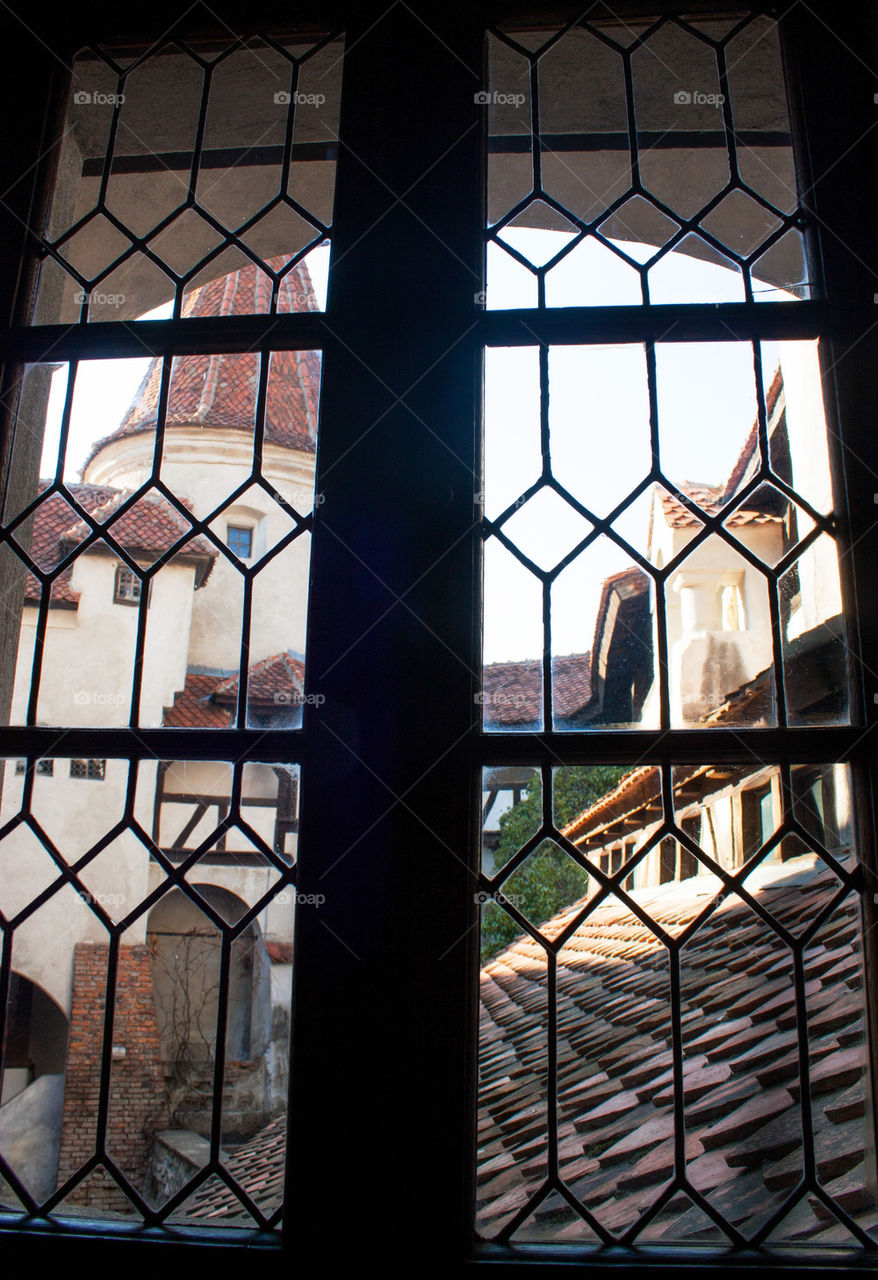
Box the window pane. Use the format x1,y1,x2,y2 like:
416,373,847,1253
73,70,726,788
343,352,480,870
0,756,298,1226
2,268,323,730
226,526,253,559
484,14,809,309
33,34,341,324
477,762,872,1244
480,340,847,731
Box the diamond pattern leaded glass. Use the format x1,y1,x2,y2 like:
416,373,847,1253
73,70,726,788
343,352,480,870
481,340,845,732
477,6,868,1257
0,22,340,1238
3,323,321,730
477,763,871,1245
33,33,342,324
0,757,297,1226
484,14,810,309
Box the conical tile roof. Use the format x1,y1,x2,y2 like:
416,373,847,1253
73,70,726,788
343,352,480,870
84,259,321,473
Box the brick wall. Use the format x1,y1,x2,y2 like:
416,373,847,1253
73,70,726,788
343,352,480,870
57,942,169,1212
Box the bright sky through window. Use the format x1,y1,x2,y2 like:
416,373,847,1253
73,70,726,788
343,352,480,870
483,228,805,662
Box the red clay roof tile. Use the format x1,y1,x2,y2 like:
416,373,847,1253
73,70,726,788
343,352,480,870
186,854,867,1238
657,482,784,529
20,482,218,610
19,482,123,607
162,673,231,728
61,489,216,584
186,1113,286,1222
482,653,592,726
473,857,864,1244
212,652,304,705
482,569,649,727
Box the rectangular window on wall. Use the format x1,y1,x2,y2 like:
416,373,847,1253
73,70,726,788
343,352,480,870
0,22,341,1235
476,7,877,1256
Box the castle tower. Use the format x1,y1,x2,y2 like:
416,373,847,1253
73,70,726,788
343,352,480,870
83,260,321,672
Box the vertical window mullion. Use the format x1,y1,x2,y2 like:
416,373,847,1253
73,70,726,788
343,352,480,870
287,2,483,1266
783,0,878,1217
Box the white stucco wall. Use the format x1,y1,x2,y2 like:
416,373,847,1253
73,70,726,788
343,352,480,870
641,343,843,727
0,759,153,1007
11,556,197,729
0,754,293,1023
640,520,782,726
84,427,316,670
774,341,843,642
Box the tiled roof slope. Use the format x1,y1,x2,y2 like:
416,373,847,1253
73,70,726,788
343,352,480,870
213,652,304,706
84,259,320,471
658,365,788,530
477,855,871,1246
162,654,305,726
702,668,774,727
483,569,649,728
19,482,216,608
722,366,785,502
61,489,216,586
187,852,870,1236
162,673,231,728
19,483,118,607
657,483,784,529
562,764,663,844
186,1113,286,1222
484,653,592,727
561,764,747,848
19,482,216,607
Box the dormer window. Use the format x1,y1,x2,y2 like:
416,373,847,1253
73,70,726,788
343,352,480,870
226,525,253,560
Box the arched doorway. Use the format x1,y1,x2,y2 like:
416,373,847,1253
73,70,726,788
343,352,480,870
0,973,68,1205
1,973,67,1105
146,886,265,1069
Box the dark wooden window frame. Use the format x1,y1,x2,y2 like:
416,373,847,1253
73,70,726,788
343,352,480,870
0,1,875,1275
